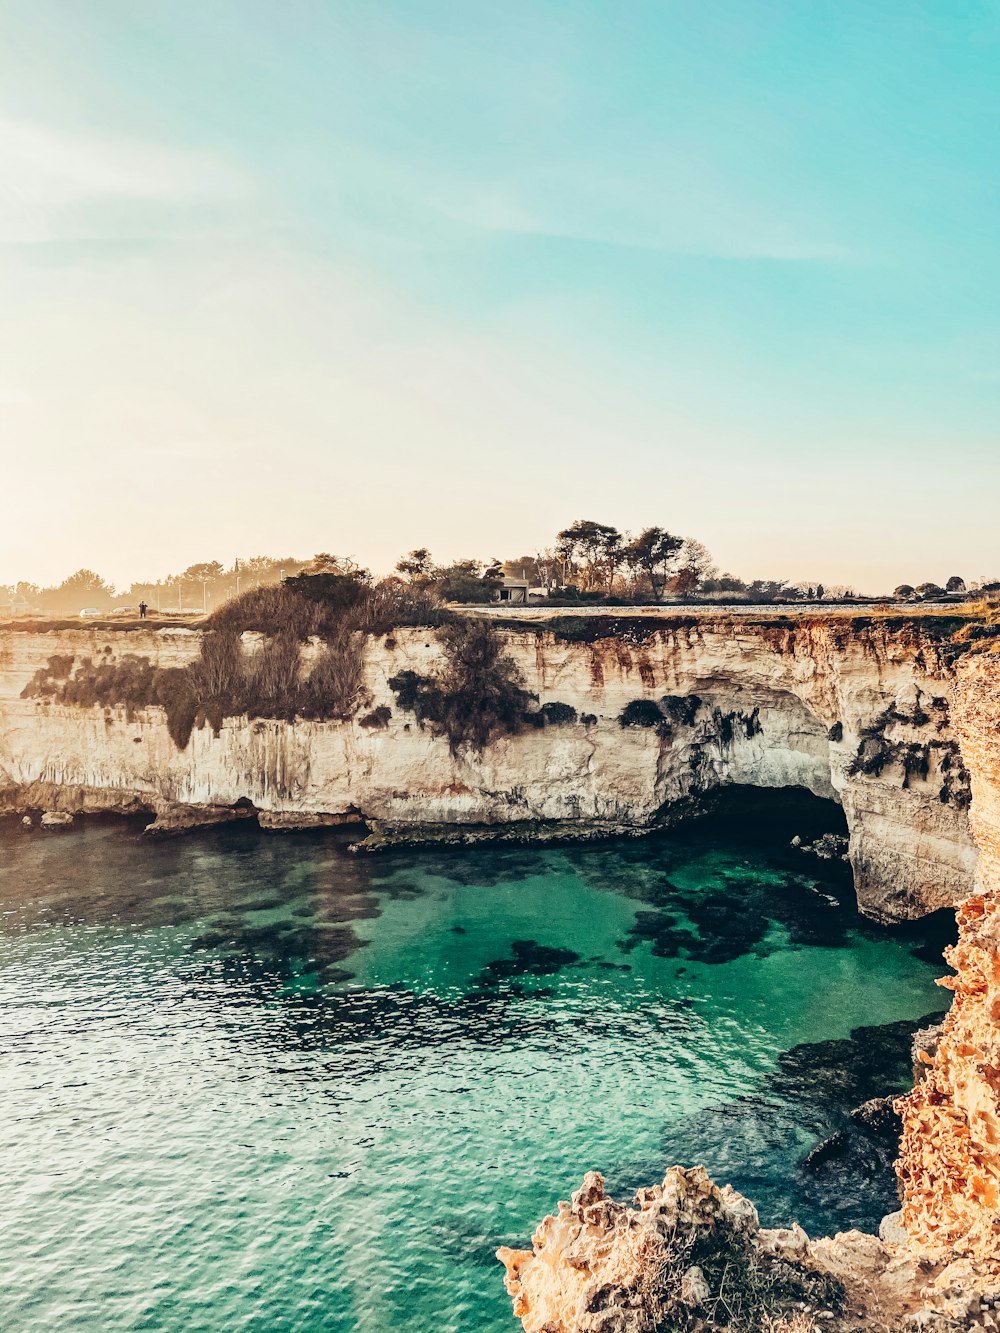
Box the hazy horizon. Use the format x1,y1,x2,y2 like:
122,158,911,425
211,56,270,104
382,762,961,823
3,2,999,590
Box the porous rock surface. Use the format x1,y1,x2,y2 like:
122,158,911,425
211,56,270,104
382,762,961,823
896,653,1000,1266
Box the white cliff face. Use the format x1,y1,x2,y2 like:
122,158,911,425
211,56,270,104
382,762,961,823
0,616,979,920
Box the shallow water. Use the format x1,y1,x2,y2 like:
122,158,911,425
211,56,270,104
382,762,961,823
0,794,950,1332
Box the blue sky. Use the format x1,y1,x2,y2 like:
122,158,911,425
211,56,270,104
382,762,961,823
1,1,998,589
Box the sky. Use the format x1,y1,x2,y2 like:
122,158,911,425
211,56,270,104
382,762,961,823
1,1,998,592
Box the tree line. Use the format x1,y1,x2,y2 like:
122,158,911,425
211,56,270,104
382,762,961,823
2,522,991,617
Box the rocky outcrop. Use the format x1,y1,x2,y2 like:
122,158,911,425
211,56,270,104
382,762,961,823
0,613,979,920
896,653,1000,1268
500,650,1000,1331
496,1166,998,1332
496,1167,839,1333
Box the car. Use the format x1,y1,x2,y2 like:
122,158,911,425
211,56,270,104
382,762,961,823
78,608,102,617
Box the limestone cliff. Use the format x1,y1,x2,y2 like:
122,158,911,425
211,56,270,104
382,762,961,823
896,652,1000,1264
499,649,1000,1332
0,613,978,921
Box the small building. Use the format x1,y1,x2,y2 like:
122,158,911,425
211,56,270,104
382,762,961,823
495,576,530,604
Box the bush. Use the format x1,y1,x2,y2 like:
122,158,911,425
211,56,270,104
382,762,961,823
540,701,577,725
298,630,365,720
660,694,701,727
206,584,332,639
359,706,392,729
282,571,369,611
388,620,534,752
619,699,664,728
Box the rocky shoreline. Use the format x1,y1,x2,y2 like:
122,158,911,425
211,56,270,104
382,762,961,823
498,650,1000,1331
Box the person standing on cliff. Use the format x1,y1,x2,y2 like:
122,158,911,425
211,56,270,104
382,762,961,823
138,600,148,619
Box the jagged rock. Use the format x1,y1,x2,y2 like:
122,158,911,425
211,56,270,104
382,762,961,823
909,1024,941,1083
879,1211,908,1245
497,1167,843,1332
679,1265,710,1307
851,1095,903,1138
895,657,1000,1274
795,833,850,860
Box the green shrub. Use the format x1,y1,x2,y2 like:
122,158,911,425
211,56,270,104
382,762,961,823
388,621,534,752
540,701,577,725
619,699,664,728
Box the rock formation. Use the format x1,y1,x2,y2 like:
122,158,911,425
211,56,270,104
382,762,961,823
500,649,1000,1331
0,612,980,921
495,1165,1000,1331
896,653,1000,1266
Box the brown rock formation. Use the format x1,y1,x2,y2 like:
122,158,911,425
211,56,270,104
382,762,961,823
501,650,1000,1331
496,1167,841,1332
896,654,1000,1268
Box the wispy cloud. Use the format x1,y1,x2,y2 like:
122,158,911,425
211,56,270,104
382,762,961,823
0,118,250,244
433,157,855,263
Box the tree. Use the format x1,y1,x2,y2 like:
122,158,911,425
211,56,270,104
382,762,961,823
396,548,434,582
557,519,623,592
183,561,225,582
624,527,684,599
894,584,916,599
38,568,116,613
669,538,715,598
302,553,360,575
283,570,369,610
745,579,791,603
432,560,496,603
946,575,967,593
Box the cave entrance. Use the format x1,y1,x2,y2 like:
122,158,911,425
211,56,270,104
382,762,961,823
694,784,849,850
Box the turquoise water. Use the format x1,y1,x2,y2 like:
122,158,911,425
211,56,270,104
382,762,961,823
0,795,949,1332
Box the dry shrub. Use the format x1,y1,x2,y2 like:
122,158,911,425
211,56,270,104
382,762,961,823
388,620,533,752
206,585,335,640
21,575,455,750
358,705,392,729
299,630,364,720
188,628,245,700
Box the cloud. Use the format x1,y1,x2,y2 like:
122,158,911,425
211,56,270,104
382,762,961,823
0,117,250,244
432,153,854,263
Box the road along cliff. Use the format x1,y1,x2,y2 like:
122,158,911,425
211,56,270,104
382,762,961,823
0,611,980,923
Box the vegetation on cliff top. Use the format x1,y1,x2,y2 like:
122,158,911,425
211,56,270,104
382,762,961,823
12,516,993,620
20,573,450,749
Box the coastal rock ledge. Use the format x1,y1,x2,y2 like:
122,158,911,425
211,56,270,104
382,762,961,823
499,652,1000,1332
0,612,982,921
